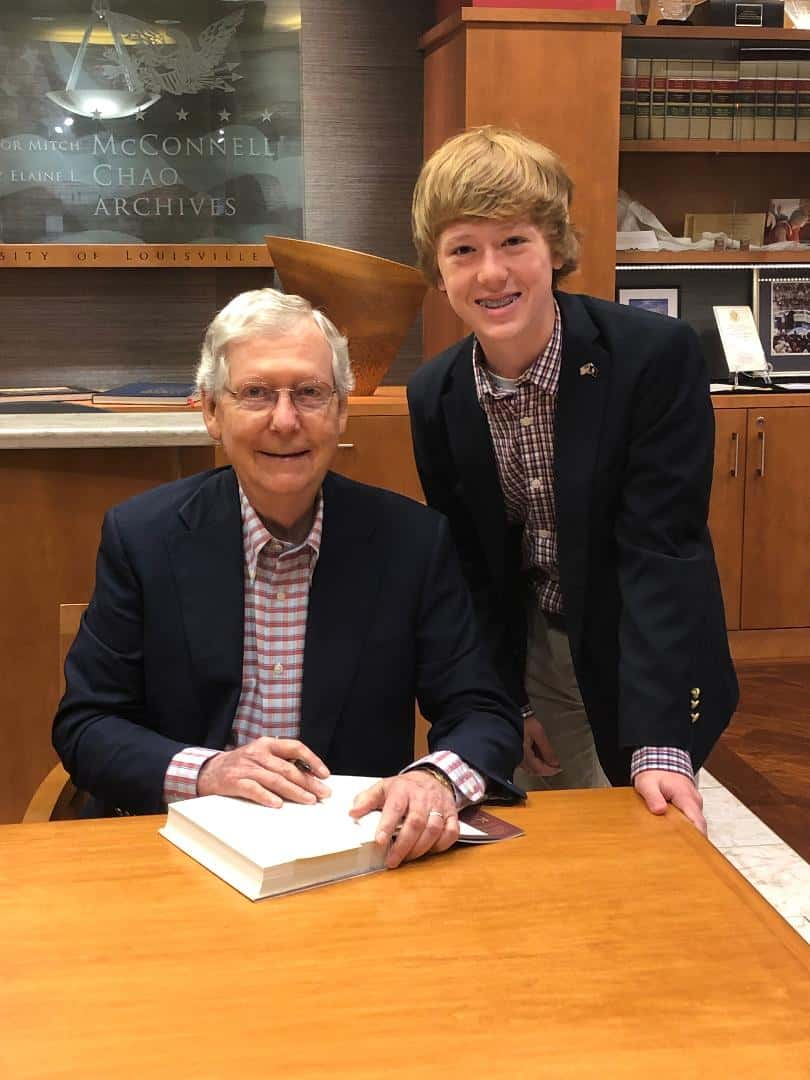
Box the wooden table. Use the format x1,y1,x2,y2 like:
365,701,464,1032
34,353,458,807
2,790,809,1078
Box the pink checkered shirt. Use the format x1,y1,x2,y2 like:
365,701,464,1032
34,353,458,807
164,486,486,804
472,303,692,783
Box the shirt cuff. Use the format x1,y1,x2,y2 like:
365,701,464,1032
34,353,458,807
405,749,487,809
630,746,694,782
163,746,221,804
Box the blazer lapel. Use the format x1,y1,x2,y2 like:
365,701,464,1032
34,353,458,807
301,474,381,759
442,342,511,582
168,468,244,748
554,292,611,652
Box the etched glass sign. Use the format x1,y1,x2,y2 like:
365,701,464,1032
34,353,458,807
0,1,302,243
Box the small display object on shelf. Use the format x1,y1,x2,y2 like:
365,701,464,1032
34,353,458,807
784,0,810,28
764,199,810,245
645,0,707,24
755,277,810,375
618,286,679,317
684,212,767,248
708,0,784,25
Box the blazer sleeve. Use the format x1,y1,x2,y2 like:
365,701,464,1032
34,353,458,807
613,318,731,751
414,513,524,800
53,507,192,813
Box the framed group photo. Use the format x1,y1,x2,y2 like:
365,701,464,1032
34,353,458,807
755,276,810,375
617,286,679,319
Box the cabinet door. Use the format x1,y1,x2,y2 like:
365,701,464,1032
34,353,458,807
332,415,423,502
709,409,746,630
742,407,810,629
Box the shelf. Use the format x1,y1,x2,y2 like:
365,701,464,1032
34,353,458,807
623,25,810,40
617,250,810,265
621,139,810,152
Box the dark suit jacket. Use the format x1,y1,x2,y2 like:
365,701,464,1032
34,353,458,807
407,290,739,785
53,468,523,815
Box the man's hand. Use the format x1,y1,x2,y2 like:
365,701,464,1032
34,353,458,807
634,769,706,835
522,712,562,777
197,737,331,808
350,770,459,869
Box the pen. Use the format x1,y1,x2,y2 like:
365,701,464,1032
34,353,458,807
293,758,313,774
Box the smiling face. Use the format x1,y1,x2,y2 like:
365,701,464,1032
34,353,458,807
201,320,348,531
436,217,563,376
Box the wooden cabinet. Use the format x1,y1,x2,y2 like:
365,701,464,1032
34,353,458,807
710,394,810,658
708,407,746,630
332,413,422,502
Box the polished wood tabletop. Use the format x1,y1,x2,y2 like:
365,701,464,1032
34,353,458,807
2,789,809,1078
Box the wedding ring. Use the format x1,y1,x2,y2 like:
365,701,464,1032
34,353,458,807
428,809,444,819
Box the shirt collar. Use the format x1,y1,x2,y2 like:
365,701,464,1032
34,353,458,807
239,484,324,582
472,298,562,400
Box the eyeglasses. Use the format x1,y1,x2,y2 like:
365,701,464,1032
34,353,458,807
222,380,338,413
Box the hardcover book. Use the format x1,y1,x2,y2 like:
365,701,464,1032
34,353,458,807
755,60,777,140
0,385,92,403
650,59,667,139
0,401,100,414
797,60,810,140
775,59,798,140
160,775,523,901
635,58,652,140
92,382,195,406
690,60,713,140
664,59,692,141
710,59,737,140
735,58,757,141
620,57,636,140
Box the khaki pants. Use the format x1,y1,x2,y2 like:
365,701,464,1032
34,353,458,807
514,605,610,791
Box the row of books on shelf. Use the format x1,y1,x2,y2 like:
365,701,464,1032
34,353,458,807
621,57,810,141
0,382,196,409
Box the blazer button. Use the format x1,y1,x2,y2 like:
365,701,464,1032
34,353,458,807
690,711,700,724
691,687,701,697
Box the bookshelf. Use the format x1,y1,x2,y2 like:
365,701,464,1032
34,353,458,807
624,26,810,41
618,250,810,264
622,139,810,151
619,24,810,266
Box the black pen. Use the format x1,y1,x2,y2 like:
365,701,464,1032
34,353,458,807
293,758,313,775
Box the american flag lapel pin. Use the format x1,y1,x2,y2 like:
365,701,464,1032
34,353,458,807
579,362,598,378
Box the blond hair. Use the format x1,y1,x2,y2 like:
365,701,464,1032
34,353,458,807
412,127,580,286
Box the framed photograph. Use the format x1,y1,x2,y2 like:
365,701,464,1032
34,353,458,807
763,198,810,245
755,277,810,375
617,287,679,319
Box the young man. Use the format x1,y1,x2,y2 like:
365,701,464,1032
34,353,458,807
408,127,738,832
54,288,523,868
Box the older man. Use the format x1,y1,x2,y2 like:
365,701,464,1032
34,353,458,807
54,289,522,868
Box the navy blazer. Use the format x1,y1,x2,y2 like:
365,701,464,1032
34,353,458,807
53,468,523,815
407,291,738,785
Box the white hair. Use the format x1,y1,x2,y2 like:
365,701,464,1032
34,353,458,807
195,288,355,399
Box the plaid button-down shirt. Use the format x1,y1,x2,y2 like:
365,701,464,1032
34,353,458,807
164,487,486,804
472,302,692,782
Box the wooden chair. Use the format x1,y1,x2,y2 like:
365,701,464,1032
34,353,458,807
23,604,87,823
